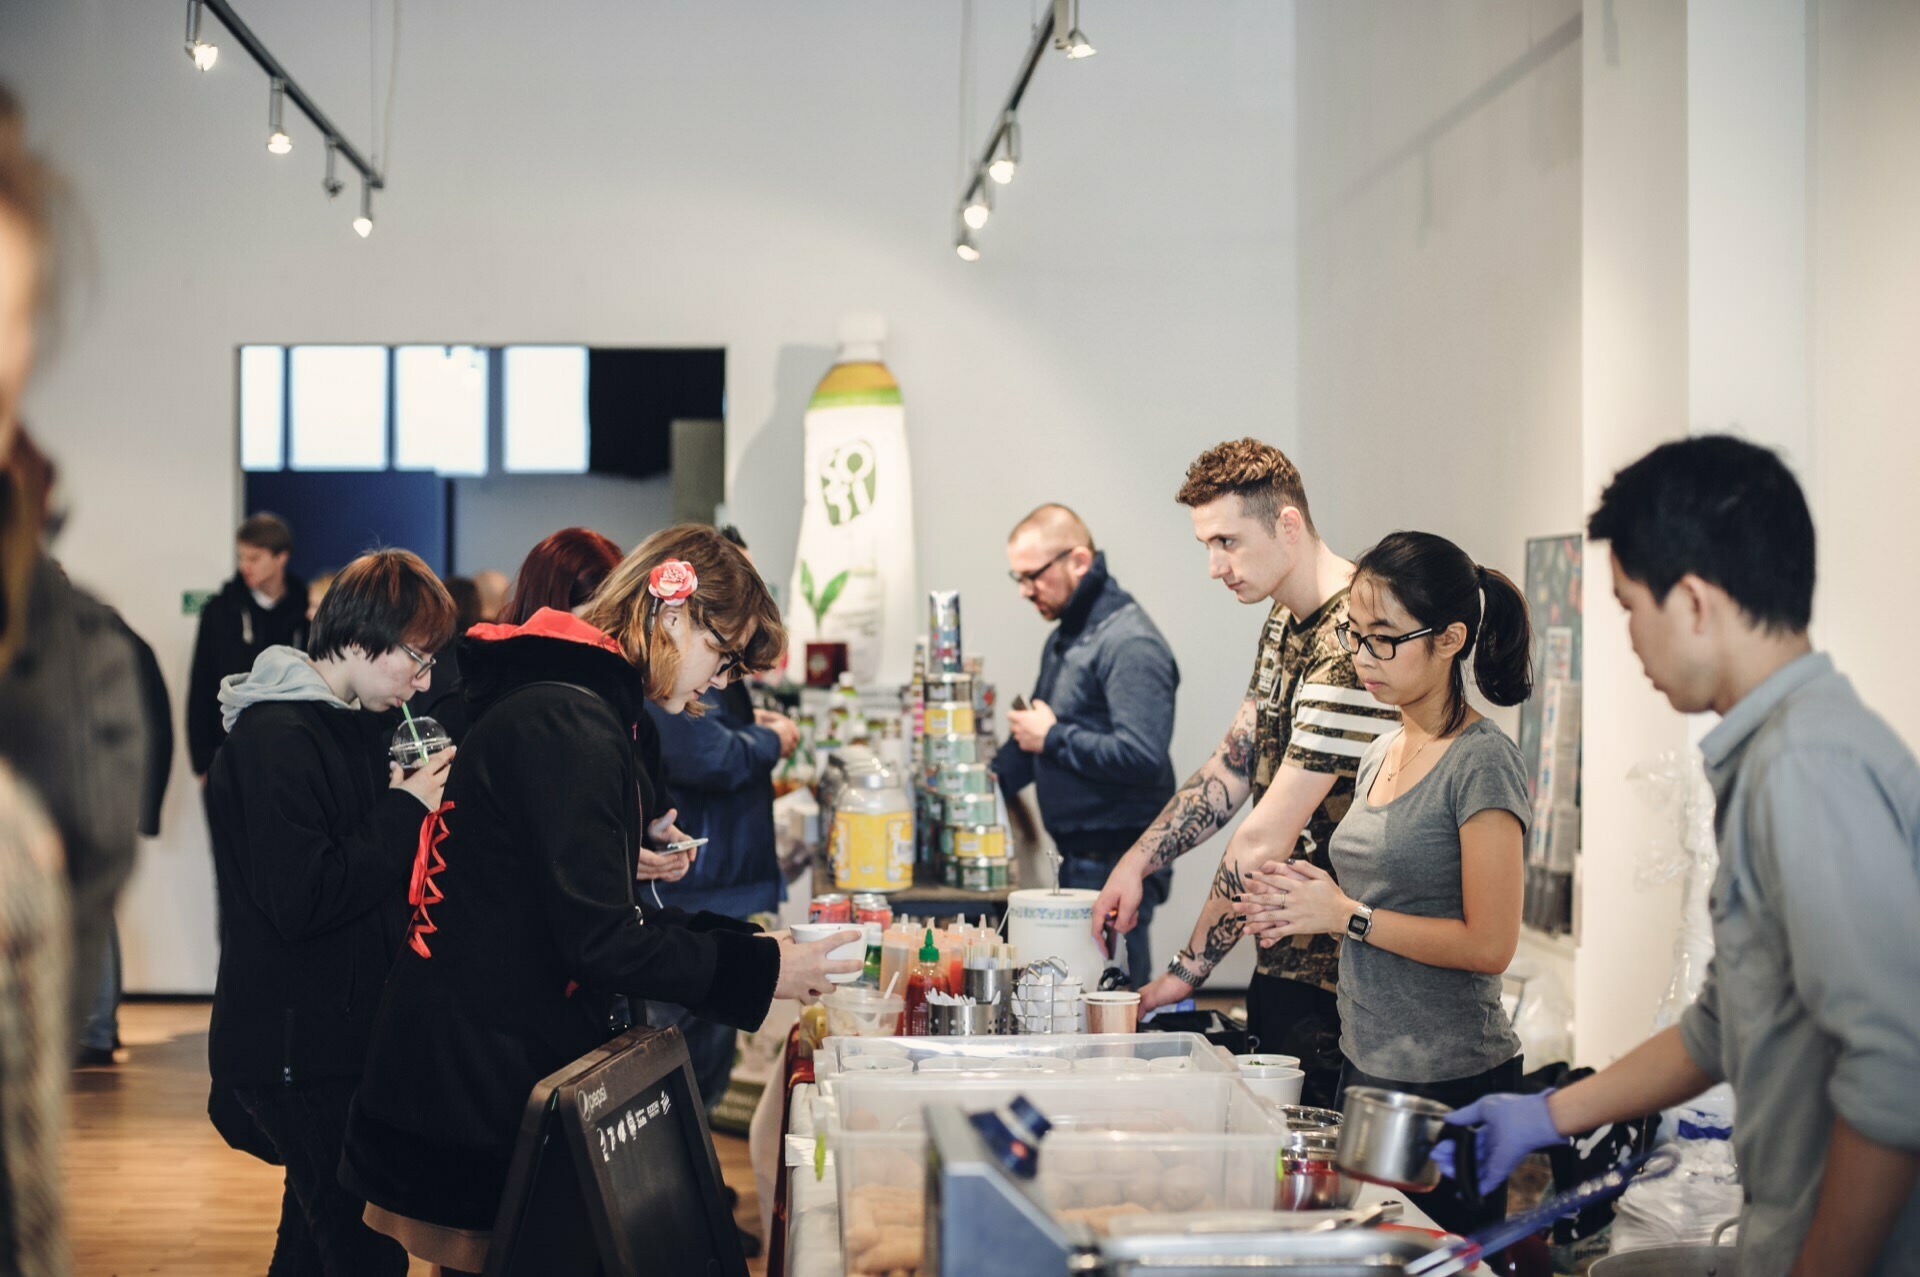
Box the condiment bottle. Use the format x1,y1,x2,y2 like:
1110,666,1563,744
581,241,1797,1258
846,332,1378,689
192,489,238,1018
902,928,949,1036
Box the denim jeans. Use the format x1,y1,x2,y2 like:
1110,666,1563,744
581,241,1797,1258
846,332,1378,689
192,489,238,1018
644,1000,740,1116
1056,853,1171,988
78,920,119,1052
232,1080,409,1277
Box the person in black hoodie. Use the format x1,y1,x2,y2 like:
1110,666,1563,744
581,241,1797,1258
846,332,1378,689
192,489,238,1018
205,548,456,1277
187,512,310,777
343,524,859,1276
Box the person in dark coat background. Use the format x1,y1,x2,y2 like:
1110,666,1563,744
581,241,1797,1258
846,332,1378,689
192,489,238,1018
186,512,309,777
204,548,457,1277
342,525,857,1277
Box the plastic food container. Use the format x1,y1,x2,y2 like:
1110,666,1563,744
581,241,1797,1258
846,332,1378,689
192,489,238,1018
821,987,905,1039
814,1031,1234,1095
830,1073,1287,1275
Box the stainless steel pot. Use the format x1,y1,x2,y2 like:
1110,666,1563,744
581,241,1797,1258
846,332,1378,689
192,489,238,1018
1589,1220,1739,1277
1335,1087,1480,1207
1274,1128,1364,1211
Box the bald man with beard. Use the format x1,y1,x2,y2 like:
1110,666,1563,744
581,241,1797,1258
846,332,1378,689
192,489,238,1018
996,505,1181,986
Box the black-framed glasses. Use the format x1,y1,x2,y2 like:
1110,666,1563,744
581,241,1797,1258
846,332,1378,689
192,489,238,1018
1008,547,1074,588
1334,622,1434,661
713,642,747,685
398,642,437,676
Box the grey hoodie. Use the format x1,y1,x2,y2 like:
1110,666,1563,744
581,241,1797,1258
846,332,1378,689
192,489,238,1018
219,645,354,731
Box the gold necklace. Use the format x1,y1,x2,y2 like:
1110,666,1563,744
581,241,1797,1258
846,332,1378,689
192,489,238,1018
1382,729,1438,785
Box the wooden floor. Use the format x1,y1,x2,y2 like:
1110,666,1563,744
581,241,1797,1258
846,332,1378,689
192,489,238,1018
66,1002,767,1277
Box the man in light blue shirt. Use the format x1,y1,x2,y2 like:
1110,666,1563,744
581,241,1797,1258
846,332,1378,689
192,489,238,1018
1437,436,1920,1277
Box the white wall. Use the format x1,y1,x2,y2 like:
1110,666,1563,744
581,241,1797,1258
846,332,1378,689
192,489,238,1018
1,0,1299,992
1293,0,1585,697
449,473,674,578
1808,0,1920,753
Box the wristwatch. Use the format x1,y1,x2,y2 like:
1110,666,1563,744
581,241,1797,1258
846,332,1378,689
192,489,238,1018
1167,955,1209,987
1346,902,1375,944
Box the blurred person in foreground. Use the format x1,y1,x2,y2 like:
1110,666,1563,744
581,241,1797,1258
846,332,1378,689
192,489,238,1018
205,549,458,1277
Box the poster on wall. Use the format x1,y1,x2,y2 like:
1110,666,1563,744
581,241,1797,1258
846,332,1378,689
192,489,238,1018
1520,533,1582,935
783,315,917,688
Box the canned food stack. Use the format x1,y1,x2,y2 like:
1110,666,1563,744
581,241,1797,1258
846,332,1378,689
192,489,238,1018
909,590,1013,892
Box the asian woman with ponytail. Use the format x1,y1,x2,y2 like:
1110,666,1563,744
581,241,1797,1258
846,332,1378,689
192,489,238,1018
1234,531,1534,1236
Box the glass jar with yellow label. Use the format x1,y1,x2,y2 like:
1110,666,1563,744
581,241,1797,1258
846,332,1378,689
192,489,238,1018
829,758,914,892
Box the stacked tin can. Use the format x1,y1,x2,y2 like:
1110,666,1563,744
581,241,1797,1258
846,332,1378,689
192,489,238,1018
913,592,1014,892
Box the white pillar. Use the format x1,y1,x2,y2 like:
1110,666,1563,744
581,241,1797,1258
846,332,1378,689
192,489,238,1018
1576,0,1691,1066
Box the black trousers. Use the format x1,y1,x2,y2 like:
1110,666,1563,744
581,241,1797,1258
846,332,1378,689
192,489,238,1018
233,1080,409,1277
1243,972,1344,1110
1335,1054,1524,1240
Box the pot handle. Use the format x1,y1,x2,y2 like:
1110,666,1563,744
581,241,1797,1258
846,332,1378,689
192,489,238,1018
1439,1121,1483,1212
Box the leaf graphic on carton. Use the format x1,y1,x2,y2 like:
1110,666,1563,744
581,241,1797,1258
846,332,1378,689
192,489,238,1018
819,440,878,527
799,561,851,628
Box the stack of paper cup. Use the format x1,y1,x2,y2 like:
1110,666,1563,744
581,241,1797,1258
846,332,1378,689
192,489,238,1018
1235,1053,1306,1106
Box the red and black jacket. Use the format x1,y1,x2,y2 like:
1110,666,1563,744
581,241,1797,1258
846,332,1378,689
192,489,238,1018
342,609,780,1231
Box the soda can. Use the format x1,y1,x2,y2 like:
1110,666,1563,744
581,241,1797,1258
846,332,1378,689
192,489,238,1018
808,893,853,924
852,893,894,929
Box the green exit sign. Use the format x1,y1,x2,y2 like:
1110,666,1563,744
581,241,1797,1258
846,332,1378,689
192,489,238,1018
182,589,216,617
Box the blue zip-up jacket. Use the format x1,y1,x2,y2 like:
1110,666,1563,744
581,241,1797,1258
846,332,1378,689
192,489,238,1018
994,553,1179,853
646,681,784,918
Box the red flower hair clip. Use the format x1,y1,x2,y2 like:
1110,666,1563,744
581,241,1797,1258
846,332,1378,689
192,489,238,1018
647,559,698,605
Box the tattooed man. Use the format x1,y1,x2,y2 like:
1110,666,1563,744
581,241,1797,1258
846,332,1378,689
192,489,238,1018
1091,439,1395,1106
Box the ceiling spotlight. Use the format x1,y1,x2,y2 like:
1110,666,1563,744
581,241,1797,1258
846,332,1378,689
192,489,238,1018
322,141,344,197
266,78,293,154
955,231,981,262
962,182,992,231
184,0,219,71
987,114,1020,185
1061,0,1096,59
352,183,374,238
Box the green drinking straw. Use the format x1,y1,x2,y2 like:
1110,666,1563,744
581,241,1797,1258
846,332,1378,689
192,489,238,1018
400,700,426,752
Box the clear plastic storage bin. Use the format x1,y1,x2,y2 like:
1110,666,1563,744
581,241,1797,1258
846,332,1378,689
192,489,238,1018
814,1031,1233,1097
829,1073,1284,1277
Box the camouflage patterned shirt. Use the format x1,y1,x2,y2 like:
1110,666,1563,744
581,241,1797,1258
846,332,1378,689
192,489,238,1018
1246,588,1399,990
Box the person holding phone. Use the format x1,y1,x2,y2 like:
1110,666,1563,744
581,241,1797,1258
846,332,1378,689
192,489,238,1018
343,525,856,1277
204,549,459,1277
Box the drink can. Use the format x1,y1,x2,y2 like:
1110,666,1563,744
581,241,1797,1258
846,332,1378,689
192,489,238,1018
852,893,894,928
808,893,853,924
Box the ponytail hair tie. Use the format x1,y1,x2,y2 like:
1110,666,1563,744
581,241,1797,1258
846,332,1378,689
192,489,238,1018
647,559,699,605
1473,563,1490,588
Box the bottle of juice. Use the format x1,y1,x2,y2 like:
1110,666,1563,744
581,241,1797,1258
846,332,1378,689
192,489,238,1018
902,928,948,1036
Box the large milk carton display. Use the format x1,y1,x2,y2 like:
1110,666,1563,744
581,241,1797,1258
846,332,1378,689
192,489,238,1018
785,314,918,687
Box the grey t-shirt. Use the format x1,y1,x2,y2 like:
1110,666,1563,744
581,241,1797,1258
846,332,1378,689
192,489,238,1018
1331,718,1529,1083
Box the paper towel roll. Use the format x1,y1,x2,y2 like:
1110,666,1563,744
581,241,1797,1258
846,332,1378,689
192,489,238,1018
1007,888,1111,995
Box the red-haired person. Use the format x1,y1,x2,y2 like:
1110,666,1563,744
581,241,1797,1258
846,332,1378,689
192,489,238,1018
205,549,457,1277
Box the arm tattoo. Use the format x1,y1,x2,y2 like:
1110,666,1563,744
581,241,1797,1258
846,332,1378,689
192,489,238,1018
1139,775,1233,871
1220,707,1256,782
1198,859,1247,967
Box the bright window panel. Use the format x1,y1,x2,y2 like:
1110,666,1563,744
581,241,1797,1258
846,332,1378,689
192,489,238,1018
239,345,285,471
289,345,389,470
503,346,589,473
395,345,488,475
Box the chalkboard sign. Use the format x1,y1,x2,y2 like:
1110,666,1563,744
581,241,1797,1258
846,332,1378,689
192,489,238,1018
483,1026,747,1277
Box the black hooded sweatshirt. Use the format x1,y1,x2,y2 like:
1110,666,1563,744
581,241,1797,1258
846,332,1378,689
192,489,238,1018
341,609,781,1230
187,572,309,774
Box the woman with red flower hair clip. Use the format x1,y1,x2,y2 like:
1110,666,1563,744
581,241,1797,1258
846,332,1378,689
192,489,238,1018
343,524,859,1276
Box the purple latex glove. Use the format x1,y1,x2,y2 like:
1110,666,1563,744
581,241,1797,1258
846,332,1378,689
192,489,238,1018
1433,1089,1564,1198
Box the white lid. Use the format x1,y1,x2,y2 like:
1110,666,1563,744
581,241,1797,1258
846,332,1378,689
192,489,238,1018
837,312,889,346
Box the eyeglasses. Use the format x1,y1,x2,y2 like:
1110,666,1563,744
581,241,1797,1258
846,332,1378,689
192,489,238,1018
1008,547,1074,588
397,642,437,676
713,642,747,685
1334,622,1434,661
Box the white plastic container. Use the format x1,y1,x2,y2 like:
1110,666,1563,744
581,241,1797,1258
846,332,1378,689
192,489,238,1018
814,1031,1234,1096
